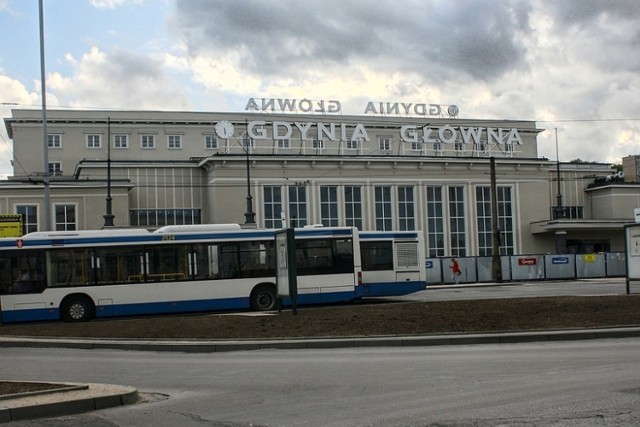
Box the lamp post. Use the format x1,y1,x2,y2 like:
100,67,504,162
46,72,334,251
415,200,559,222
103,117,115,227
553,128,567,253
243,120,256,225
553,128,564,219
490,156,502,283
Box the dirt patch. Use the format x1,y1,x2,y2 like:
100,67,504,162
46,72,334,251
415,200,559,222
0,381,74,396
1,295,639,340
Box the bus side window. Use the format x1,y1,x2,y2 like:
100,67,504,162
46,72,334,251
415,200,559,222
219,245,239,279
361,241,393,271
48,250,87,286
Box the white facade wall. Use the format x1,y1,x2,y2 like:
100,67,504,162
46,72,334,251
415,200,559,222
4,108,636,254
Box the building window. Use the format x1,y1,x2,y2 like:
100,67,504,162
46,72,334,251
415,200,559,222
346,140,359,150
474,142,486,152
55,204,76,231
48,162,62,176
433,142,442,154
449,186,466,256
263,186,282,229
16,205,38,235
86,134,101,149
454,140,463,151
114,134,129,149
398,186,415,231
141,135,155,149
344,186,363,230
476,187,492,256
312,139,324,151
379,137,391,151
375,186,392,231
129,209,201,227
550,205,584,220
320,186,338,226
497,187,514,254
410,141,422,151
426,186,445,257
476,186,515,256
289,186,307,228
243,136,255,152
48,134,61,148
276,138,290,149
205,135,218,149
167,135,182,149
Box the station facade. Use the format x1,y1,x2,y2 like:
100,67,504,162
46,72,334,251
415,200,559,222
2,105,638,255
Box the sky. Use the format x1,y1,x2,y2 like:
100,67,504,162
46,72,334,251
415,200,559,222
1,0,639,179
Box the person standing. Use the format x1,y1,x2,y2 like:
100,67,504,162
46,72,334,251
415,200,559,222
450,258,461,284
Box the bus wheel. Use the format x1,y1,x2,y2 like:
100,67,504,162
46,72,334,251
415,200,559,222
251,285,277,311
62,296,94,322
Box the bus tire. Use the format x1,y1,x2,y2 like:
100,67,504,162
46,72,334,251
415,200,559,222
62,296,94,322
251,285,277,311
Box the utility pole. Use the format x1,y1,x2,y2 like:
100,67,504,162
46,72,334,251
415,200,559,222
39,0,51,231
490,157,502,282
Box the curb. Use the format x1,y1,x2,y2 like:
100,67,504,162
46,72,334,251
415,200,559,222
2,326,640,353
0,382,138,423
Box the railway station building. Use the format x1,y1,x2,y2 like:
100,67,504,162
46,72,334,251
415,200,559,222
2,103,639,256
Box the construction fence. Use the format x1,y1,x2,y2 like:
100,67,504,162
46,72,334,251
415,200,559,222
427,253,626,285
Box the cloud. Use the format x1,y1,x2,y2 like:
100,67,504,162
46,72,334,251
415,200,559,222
171,0,531,82
90,0,146,9
2,0,638,176
0,74,42,179
47,46,192,110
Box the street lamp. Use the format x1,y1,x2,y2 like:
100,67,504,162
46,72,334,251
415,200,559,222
243,122,256,225
553,128,565,220
103,117,115,227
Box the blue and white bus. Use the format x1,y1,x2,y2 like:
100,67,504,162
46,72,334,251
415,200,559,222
0,225,362,323
359,231,427,297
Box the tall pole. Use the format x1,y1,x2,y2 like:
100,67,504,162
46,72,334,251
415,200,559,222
244,120,256,224
39,0,51,231
103,117,115,227
554,128,564,218
553,128,567,253
490,157,502,282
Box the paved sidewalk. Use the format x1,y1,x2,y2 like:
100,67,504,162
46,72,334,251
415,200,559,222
2,326,640,423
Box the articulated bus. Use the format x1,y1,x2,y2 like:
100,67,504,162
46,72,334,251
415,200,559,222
0,225,361,323
0,225,427,323
359,231,427,297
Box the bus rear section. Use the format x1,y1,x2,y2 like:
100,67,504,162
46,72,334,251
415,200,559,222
359,231,427,297
285,226,362,305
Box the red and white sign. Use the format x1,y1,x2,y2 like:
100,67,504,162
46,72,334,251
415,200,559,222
518,258,537,266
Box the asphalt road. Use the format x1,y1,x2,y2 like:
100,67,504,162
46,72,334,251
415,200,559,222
2,337,640,426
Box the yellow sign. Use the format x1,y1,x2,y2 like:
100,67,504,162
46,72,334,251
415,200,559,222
0,214,23,237
583,254,596,263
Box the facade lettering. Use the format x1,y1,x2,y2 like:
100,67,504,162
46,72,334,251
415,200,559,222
245,98,341,114
247,121,370,142
364,102,444,117
244,117,519,146
400,125,522,145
